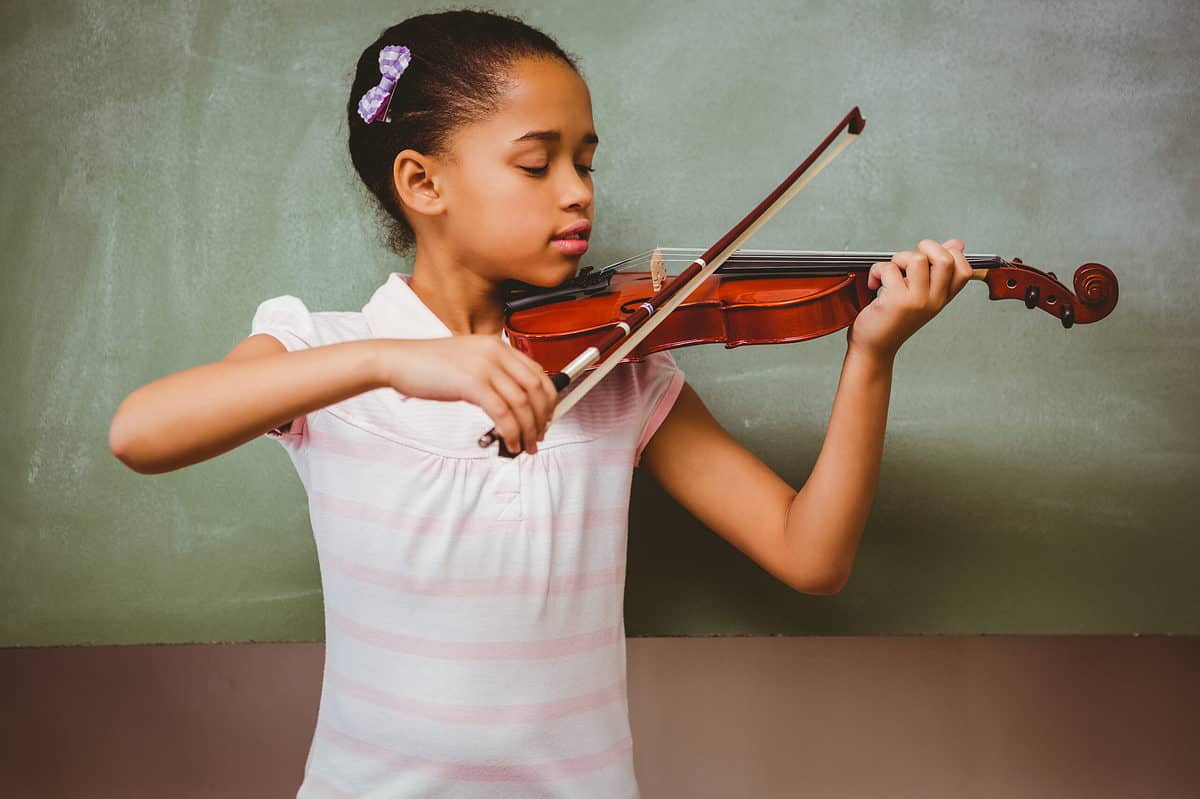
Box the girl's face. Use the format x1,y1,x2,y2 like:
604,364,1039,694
436,57,597,288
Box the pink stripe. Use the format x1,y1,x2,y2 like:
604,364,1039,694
330,611,622,660
320,724,633,782
310,489,628,537
634,368,685,465
308,424,634,466
330,669,626,724
324,551,624,596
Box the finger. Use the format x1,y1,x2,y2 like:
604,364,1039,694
489,370,539,453
867,261,887,291
942,239,973,297
871,260,906,301
473,385,524,456
509,347,558,429
894,248,930,298
917,239,955,302
499,349,554,439
868,260,906,292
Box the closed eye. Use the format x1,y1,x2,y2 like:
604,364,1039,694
520,165,595,176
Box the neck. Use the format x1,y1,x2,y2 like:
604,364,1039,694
408,249,506,336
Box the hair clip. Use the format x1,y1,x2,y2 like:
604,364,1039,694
357,45,412,124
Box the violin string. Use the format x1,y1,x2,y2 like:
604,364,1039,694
594,248,1003,274
597,249,657,274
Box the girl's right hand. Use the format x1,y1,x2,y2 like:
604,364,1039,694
376,337,558,455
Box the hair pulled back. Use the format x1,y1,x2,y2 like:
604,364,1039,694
347,9,580,257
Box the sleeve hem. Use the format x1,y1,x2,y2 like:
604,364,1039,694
265,412,307,443
253,327,308,445
249,295,314,448
634,367,686,467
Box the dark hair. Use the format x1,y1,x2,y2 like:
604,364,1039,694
347,9,580,257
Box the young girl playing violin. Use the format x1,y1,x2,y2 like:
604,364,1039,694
109,9,973,797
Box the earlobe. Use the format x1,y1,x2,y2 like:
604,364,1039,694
392,150,444,217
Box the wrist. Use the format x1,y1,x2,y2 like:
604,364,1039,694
845,342,897,374
364,339,401,390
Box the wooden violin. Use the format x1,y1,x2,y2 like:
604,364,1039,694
479,106,1119,454
500,247,1118,374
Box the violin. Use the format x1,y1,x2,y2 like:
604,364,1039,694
501,247,1118,374
478,107,1119,455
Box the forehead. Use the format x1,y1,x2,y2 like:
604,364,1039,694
462,57,595,146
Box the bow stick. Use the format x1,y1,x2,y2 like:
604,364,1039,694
479,106,867,456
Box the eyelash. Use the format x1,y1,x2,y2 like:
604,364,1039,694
522,165,595,176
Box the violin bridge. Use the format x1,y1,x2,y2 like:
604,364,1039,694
651,248,666,292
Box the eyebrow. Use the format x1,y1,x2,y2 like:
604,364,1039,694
511,130,599,145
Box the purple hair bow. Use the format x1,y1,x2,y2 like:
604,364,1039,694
357,45,412,124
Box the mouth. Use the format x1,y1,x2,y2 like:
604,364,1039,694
551,220,592,241
550,220,591,256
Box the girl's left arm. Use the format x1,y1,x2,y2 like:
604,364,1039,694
639,238,972,595
640,348,893,596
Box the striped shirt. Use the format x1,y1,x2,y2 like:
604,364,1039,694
251,272,684,798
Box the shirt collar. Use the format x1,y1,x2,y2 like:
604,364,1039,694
362,272,454,340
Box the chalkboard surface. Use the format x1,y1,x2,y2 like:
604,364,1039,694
3,1,1197,645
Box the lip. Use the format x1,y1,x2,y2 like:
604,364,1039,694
551,220,592,241
551,238,589,256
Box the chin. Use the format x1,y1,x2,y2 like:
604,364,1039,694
518,261,581,288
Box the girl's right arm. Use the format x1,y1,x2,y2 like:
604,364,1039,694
109,334,556,475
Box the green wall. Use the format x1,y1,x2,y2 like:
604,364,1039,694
3,0,1197,644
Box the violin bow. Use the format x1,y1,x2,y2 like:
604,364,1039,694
479,106,867,455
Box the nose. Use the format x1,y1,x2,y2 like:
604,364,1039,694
560,168,593,212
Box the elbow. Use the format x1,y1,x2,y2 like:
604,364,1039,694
108,412,142,473
108,400,157,475
795,575,848,596
788,564,849,596
812,571,850,596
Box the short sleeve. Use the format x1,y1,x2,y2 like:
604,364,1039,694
633,351,686,466
250,295,316,445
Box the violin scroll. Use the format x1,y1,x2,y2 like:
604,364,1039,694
983,259,1118,328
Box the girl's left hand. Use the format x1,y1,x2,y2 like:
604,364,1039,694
846,238,973,361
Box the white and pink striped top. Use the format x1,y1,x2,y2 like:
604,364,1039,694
251,272,685,798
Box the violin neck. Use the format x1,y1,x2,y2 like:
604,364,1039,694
709,249,1005,274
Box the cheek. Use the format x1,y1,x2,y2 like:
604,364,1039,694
465,176,546,242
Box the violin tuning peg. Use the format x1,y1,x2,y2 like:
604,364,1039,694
1024,284,1040,309
1047,271,1057,280
1061,305,1075,329
1013,257,1024,265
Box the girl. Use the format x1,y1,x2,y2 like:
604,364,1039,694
109,9,973,798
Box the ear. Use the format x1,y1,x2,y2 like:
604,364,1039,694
392,149,445,219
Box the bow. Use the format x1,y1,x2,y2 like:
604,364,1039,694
479,106,867,455
357,45,412,124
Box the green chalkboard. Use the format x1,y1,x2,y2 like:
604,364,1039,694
3,1,1197,645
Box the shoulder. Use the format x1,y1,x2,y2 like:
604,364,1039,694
553,350,685,465
250,295,371,350
608,350,685,414
625,350,682,387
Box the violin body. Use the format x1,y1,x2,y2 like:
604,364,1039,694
506,270,871,373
